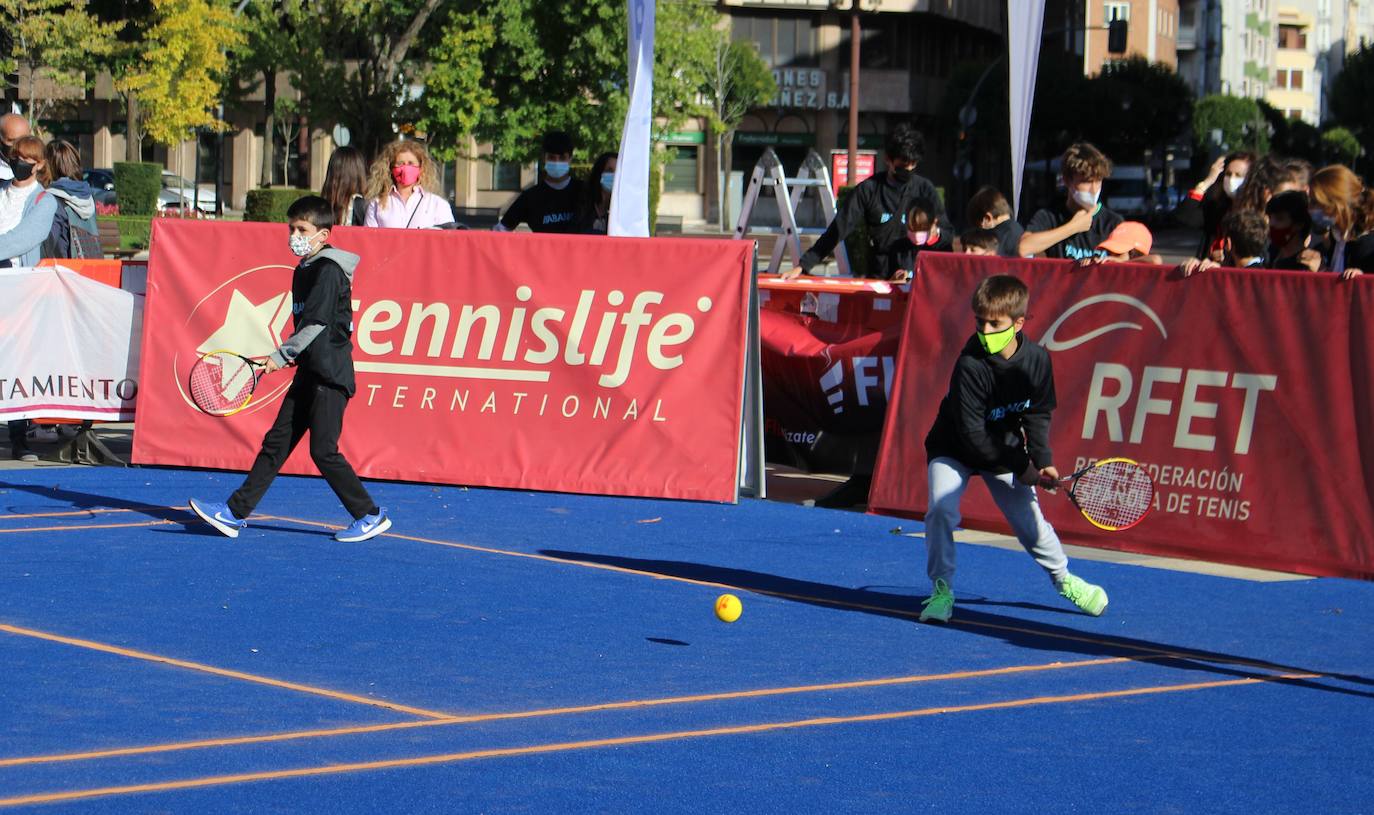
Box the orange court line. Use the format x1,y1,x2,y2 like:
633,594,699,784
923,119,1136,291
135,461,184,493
0,520,180,534
0,506,181,521
0,673,1313,808
0,655,1145,768
267,515,1308,675
0,623,451,721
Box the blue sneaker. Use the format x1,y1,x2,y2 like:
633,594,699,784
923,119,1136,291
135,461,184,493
335,508,391,542
188,498,246,539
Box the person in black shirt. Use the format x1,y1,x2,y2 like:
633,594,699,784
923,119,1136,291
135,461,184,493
1309,164,1373,280
1020,142,1124,260
965,186,1025,257
497,131,584,234
189,196,391,544
782,123,952,280
918,274,1108,623
1264,190,1321,272
578,151,617,235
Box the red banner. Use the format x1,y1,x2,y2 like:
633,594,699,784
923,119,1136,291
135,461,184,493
758,277,907,469
870,252,1374,579
132,221,753,502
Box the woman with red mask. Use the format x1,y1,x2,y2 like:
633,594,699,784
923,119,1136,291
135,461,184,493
362,141,454,229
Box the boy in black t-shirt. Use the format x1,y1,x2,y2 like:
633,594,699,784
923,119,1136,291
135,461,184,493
918,275,1108,623
965,186,1025,258
1020,143,1124,261
189,196,390,543
496,131,584,234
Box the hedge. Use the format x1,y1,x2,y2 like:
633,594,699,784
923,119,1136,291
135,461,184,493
103,215,153,251
245,187,315,222
113,162,162,216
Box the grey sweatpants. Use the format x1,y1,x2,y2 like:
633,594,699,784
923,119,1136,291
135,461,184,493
925,456,1068,588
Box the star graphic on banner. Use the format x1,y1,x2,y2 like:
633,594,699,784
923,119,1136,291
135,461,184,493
196,289,293,358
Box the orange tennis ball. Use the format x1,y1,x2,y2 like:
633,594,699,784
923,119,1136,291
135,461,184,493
715,593,742,623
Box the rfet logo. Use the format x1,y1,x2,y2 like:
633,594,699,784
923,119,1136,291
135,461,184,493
1042,293,1277,456
173,265,295,416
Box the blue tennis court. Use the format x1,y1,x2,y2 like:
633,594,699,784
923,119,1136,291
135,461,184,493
1,466,1370,812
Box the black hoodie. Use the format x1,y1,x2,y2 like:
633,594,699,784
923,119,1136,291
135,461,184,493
924,333,1056,484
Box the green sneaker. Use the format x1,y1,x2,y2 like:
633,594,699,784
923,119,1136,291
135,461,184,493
1057,574,1108,616
919,579,954,623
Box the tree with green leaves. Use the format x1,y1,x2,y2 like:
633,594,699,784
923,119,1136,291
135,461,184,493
225,0,299,186
1192,94,1269,155
414,11,495,162
1082,56,1193,162
1322,126,1363,167
0,0,123,127
695,38,773,225
287,0,444,160
115,0,244,191
1331,46,1374,148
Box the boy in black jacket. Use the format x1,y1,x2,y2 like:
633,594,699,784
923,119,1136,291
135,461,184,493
190,196,391,543
919,275,1107,622
782,123,953,280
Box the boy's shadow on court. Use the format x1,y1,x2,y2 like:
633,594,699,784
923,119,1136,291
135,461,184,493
0,480,336,539
539,549,1374,701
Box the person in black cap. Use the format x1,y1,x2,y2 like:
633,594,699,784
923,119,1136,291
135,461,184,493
496,131,585,234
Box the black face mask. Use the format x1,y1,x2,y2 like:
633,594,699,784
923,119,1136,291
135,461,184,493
890,165,913,183
10,160,34,182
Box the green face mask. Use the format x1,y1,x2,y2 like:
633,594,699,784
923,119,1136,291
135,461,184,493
977,324,1017,355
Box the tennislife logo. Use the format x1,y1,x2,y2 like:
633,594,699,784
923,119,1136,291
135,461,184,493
179,267,720,418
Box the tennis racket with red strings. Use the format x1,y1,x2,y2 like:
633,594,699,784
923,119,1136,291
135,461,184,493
1042,457,1155,531
188,350,272,417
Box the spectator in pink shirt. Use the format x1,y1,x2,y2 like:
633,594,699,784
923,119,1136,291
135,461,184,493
363,141,454,229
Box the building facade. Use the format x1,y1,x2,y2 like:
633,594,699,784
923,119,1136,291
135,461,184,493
39,1,999,224
1085,0,1182,72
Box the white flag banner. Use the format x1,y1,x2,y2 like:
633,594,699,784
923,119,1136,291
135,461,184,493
609,0,655,238
0,267,141,421
1007,0,1045,219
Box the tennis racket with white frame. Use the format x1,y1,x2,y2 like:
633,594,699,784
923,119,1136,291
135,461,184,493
1043,457,1155,531
188,350,271,417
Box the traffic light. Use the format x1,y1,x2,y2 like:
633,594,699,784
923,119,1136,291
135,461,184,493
1108,18,1129,54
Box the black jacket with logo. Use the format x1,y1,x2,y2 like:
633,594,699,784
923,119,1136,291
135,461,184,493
270,247,358,396
924,333,1056,484
799,170,952,278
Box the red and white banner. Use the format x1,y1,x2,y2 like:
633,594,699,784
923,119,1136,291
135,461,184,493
870,253,1374,580
132,221,753,502
0,267,141,422
758,276,907,469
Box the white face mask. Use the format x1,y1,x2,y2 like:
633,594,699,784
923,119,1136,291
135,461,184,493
1224,176,1245,197
1072,189,1099,211
289,232,321,257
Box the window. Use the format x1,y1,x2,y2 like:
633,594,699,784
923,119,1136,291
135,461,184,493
664,147,699,194
1104,2,1130,22
730,14,817,68
481,160,522,192
1279,24,1307,49
1288,109,1303,120
1290,69,1303,89
1276,68,1288,87
1275,69,1305,90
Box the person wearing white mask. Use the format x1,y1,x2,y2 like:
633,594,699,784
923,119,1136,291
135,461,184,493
1019,142,1124,260
1175,150,1254,260
495,130,584,234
